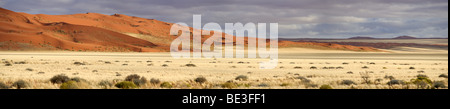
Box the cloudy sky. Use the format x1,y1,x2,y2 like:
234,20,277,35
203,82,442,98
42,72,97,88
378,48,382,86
0,0,448,38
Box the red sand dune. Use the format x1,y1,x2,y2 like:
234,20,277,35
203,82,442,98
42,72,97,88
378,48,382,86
0,7,158,52
0,7,380,52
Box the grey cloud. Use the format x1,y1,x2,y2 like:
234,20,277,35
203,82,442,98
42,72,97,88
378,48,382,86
282,18,448,38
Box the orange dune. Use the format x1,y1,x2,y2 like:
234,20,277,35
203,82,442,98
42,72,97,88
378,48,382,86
0,7,380,52
0,7,159,52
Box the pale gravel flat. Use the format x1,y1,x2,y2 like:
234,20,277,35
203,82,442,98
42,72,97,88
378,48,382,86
0,48,447,89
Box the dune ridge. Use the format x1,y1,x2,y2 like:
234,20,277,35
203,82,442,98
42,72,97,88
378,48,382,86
0,7,380,52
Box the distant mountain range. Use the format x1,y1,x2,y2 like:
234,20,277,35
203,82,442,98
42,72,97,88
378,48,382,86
393,36,417,39
279,35,448,50
348,36,376,39
279,36,448,40
348,36,448,39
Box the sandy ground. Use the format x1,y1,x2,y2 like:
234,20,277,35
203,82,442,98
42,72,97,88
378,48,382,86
0,48,448,89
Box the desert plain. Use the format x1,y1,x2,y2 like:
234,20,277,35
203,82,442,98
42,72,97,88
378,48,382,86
0,47,447,89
